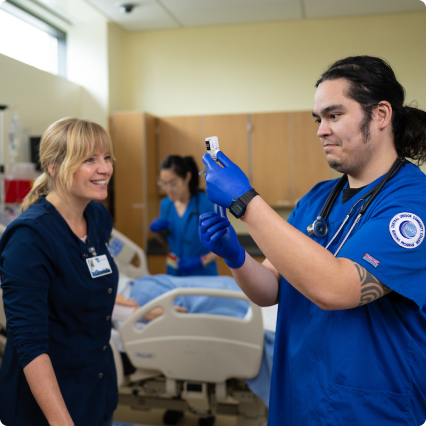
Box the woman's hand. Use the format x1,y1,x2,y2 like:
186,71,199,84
178,256,203,273
23,354,75,426
149,218,170,233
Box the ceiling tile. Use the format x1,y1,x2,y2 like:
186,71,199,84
85,0,179,30
304,0,425,19
161,0,303,26
83,0,426,31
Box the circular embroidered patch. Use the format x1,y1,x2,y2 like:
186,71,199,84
389,212,425,249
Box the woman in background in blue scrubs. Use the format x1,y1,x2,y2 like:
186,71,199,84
150,155,219,276
0,118,118,426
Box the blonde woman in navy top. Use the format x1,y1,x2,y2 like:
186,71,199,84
0,118,118,425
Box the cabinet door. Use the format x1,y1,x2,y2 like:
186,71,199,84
157,116,205,174
145,114,160,227
148,255,167,275
292,111,332,203
252,113,291,206
203,114,249,175
110,112,145,248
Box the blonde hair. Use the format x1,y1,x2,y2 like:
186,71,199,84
22,117,114,212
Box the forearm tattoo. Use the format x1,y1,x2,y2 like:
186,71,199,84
353,262,391,306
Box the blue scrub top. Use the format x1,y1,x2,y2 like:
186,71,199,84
0,198,119,426
268,162,426,425
160,190,218,276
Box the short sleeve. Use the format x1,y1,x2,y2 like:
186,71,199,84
0,224,56,368
337,202,426,312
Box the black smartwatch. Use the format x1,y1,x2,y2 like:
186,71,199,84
229,189,259,219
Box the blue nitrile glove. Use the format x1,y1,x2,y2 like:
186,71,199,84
199,212,246,269
149,218,169,233
178,257,203,274
202,151,253,208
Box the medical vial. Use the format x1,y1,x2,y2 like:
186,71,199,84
205,136,220,160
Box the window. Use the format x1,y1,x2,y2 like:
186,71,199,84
0,1,66,76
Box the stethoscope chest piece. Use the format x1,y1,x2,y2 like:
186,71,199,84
306,157,406,255
307,217,328,237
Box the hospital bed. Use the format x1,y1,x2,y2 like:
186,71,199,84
0,225,269,425
109,229,268,426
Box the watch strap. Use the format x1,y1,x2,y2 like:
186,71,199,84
229,189,259,218
237,189,258,207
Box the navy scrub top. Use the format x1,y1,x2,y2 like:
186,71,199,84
0,198,119,426
268,162,426,425
160,190,218,276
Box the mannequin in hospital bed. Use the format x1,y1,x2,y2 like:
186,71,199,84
115,293,188,321
111,273,276,408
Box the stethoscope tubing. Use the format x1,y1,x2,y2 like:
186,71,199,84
165,193,200,256
310,157,407,255
325,198,364,252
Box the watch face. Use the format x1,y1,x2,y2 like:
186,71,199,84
232,204,243,214
230,201,244,218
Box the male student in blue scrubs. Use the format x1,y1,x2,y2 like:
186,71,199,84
199,56,426,425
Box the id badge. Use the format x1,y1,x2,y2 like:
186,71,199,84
166,252,179,269
86,254,113,278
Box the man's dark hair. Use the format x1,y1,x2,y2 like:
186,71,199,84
160,155,200,196
316,56,426,165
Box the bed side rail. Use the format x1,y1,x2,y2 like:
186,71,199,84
119,288,264,384
109,228,150,278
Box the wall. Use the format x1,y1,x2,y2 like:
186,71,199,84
120,11,426,116
118,11,426,233
108,22,125,115
67,19,110,129
0,0,112,166
0,53,81,162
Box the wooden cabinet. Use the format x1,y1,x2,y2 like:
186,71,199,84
111,110,331,260
148,255,167,275
252,112,291,206
110,112,157,250
292,111,331,202
252,111,331,206
157,116,205,177
157,114,250,189
203,114,249,175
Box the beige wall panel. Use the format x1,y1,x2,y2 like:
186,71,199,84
121,13,426,117
292,111,332,203
110,112,145,248
252,113,291,206
203,114,249,175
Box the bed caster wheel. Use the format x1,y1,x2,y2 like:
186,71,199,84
198,417,215,426
163,409,184,425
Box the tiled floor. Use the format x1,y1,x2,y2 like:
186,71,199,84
113,404,237,426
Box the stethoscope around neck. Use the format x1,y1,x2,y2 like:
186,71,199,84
307,157,407,257
165,192,200,247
